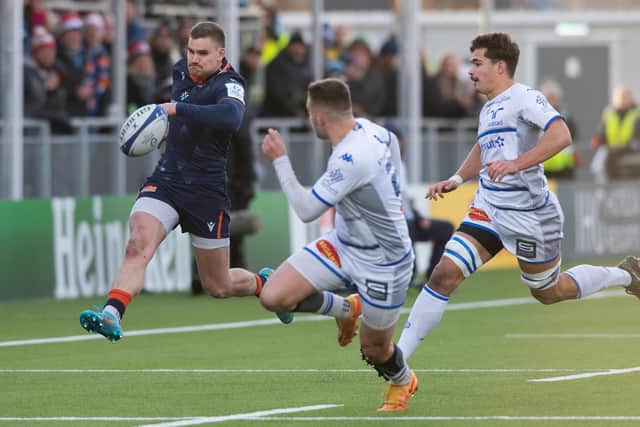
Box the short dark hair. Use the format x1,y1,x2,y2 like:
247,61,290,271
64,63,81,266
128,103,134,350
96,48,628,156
307,78,352,116
190,21,225,47
470,32,519,77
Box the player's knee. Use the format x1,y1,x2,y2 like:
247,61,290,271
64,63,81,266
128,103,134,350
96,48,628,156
521,261,562,304
530,289,562,305
124,234,153,263
259,288,291,312
259,292,279,311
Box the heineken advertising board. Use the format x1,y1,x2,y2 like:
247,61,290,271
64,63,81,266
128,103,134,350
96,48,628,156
0,196,191,300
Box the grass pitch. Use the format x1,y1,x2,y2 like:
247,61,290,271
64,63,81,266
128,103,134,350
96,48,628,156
1,267,639,426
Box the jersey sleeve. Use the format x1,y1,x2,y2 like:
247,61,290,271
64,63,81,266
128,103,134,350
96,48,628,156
311,152,367,207
520,89,563,131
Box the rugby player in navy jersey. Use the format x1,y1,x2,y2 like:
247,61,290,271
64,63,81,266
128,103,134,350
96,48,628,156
80,21,292,342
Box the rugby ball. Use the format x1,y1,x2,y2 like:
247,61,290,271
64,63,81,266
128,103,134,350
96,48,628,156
119,104,169,157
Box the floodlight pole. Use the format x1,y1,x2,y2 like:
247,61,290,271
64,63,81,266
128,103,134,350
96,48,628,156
5,0,23,199
480,0,494,33
399,0,422,184
113,0,127,195
218,0,239,67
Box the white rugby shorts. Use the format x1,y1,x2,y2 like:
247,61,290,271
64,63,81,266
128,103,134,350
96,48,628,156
460,190,564,264
286,229,414,330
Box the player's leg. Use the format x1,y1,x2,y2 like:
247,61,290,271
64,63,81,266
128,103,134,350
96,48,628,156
524,256,638,304
259,235,357,337
80,197,175,341
398,223,502,360
512,192,638,303
360,322,418,412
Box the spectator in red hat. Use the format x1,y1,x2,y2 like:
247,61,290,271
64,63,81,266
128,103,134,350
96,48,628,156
24,27,72,134
126,40,156,113
83,13,111,116
56,11,92,116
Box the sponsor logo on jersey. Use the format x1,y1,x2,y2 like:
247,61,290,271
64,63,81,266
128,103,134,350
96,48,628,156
316,239,341,268
488,107,504,119
225,81,245,103
340,153,354,164
516,239,537,258
479,136,505,151
180,91,189,101
320,169,344,195
140,185,157,193
468,207,491,222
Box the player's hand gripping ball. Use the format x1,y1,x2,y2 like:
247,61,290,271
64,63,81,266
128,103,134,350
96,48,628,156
119,104,169,157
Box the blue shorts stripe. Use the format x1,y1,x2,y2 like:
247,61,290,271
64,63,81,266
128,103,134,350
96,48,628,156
489,191,550,212
358,292,405,309
302,247,350,286
452,236,477,272
376,248,413,267
337,235,380,250
311,188,334,207
422,284,449,302
460,221,501,240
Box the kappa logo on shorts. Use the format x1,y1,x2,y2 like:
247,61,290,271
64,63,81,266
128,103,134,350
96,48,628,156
516,239,537,259
469,207,491,222
140,185,157,193
316,240,341,268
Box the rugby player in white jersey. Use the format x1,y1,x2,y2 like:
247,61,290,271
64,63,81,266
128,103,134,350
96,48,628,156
397,32,640,364
261,78,418,411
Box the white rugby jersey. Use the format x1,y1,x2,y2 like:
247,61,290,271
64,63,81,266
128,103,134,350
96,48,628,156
477,83,562,210
311,118,413,264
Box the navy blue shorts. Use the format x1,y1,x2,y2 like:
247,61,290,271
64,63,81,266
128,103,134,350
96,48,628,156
136,177,230,240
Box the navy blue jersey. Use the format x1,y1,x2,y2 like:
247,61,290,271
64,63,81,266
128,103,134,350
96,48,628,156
152,57,246,185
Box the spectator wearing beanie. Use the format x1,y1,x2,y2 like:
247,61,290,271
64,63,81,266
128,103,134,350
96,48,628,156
126,40,156,112
56,11,92,116
24,27,73,134
84,13,111,116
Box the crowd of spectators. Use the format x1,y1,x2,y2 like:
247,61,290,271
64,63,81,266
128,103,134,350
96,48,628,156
22,1,483,135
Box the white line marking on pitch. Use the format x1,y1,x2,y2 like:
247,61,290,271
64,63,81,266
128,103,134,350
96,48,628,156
507,333,640,339
0,418,191,422
135,404,340,427
0,290,624,348
0,368,600,374
253,416,640,421
529,366,640,383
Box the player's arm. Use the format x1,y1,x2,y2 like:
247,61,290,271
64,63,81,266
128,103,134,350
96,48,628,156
488,120,571,181
262,128,329,222
173,98,245,132
514,118,571,169
427,144,481,200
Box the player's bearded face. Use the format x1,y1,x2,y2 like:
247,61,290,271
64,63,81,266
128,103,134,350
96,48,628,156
187,37,225,79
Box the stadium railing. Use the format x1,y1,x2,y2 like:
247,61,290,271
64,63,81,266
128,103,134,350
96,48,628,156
20,117,160,199
11,116,477,199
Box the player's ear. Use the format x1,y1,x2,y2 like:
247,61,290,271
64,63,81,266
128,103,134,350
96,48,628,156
218,46,226,61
